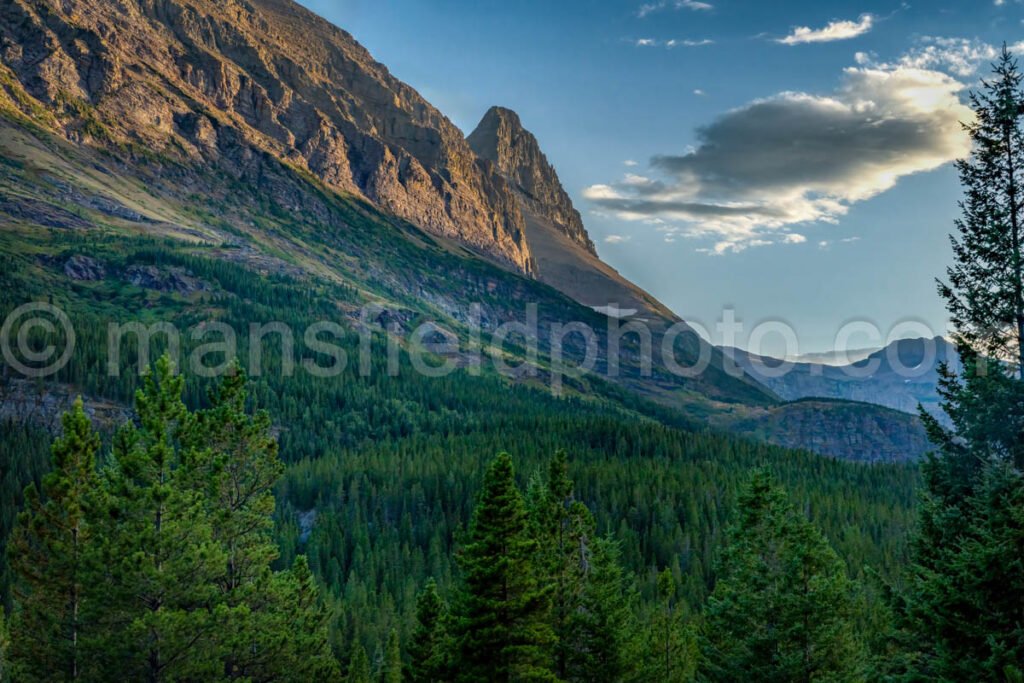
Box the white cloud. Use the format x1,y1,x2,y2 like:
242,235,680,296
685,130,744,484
693,88,706,96
782,233,807,244
633,38,713,48
860,37,1024,77
638,0,713,17
604,235,630,244
624,159,639,167
667,39,714,47
778,14,874,45
584,59,973,254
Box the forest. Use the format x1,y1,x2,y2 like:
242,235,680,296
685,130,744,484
3,42,1024,683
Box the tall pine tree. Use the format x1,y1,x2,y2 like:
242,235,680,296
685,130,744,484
91,356,226,681
408,578,450,683
906,46,1024,680
7,398,99,681
452,452,556,682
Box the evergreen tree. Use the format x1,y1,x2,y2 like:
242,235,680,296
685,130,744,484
7,398,100,681
564,534,633,683
226,555,340,682
348,642,372,683
452,453,556,682
940,45,1024,368
408,578,450,683
91,356,226,681
382,628,402,683
700,470,865,682
186,363,283,593
904,46,1024,679
528,450,578,680
632,568,697,683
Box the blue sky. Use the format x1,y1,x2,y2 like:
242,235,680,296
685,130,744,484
298,0,1023,356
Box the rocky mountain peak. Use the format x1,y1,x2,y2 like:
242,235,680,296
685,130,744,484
0,0,534,273
468,106,596,255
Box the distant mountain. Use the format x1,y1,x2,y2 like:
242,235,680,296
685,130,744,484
724,337,959,420
787,347,880,366
727,399,933,464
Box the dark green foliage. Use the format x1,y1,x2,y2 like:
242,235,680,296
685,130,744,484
7,398,99,681
452,453,556,682
382,628,402,683
700,470,866,682
4,359,339,681
631,569,698,683
903,47,1024,681
347,641,372,683
90,356,226,681
408,579,450,683
563,535,634,683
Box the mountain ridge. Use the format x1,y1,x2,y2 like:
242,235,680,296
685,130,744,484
0,0,937,463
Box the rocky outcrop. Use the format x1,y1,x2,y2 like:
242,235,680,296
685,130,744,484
0,0,533,272
125,265,210,294
469,106,595,255
730,399,931,463
64,254,106,281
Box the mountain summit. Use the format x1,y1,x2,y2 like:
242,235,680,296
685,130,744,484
469,106,674,319
469,106,595,255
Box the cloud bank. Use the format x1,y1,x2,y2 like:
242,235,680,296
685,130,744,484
585,60,973,253
778,15,874,45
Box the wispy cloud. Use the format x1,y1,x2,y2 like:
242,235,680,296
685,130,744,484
638,0,712,18
604,235,630,244
584,55,973,254
778,14,874,45
633,38,714,48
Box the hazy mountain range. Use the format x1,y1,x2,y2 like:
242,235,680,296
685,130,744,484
724,337,959,421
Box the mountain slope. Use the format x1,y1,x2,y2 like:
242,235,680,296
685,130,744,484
468,106,675,320
0,0,533,271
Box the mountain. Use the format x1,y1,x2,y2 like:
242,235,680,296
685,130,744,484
0,0,935,463
724,337,959,420
468,106,674,320
0,0,534,271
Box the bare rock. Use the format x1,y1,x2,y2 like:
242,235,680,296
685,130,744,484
125,264,211,294
468,106,596,255
64,254,106,280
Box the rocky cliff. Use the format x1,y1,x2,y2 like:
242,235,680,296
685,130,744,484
0,0,533,272
468,106,675,320
468,106,594,254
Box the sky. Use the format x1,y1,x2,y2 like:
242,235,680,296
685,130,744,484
298,0,1024,357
